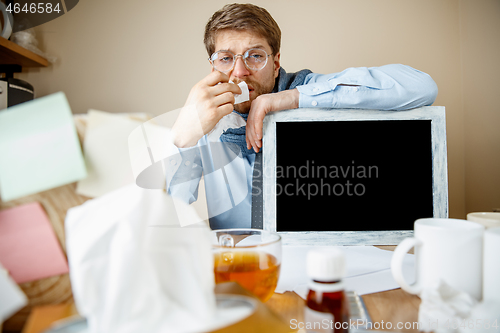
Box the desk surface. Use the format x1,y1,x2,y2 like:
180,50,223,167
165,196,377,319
0,182,421,333
266,244,421,332
267,285,421,332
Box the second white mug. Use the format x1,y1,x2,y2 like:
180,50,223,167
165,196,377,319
484,227,500,303
391,218,484,300
467,212,500,229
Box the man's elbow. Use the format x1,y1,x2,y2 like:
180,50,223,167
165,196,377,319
420,74,438,106
388,64,439,109
403,71,438,109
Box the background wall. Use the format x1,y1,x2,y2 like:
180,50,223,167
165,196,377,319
459,1,500,214
14,0,500,218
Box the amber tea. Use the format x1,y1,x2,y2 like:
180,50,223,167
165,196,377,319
214,250,280,302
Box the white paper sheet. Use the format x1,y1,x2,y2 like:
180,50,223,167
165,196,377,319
276,245,414,297
0,266,27,322
343,257,415,295
76,110,146,198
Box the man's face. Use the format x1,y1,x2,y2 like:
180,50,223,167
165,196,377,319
211,29,280,113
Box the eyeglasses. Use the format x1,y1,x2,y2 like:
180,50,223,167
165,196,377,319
209,48,272,73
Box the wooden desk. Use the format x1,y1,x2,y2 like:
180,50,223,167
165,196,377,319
0,182,420,332
266,288,421,333
265,245,421,332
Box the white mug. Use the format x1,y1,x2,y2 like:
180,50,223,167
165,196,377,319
484,227,500,303
467,212,500,229
391,218,484,300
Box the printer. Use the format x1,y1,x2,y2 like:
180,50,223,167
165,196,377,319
0,77,34,110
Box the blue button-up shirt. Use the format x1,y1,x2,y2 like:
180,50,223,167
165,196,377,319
166,64,438,229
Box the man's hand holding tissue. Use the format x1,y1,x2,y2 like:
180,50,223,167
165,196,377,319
172,71,242,148
245,88,299,153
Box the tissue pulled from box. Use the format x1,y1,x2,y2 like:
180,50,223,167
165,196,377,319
418,281,476,332
65,184,216,333
207,112,247,143
205,80,249,142
233,81,250,104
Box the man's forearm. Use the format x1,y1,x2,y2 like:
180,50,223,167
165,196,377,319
296,64,438,110
245,89,299,152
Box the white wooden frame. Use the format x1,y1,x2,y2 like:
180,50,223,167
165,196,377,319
262,106,448,245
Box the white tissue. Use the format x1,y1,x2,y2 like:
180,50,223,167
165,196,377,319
419,281,476,332
418,280,500,333
233,81,250,104
465,300,500,333
205,81,249,142
207,112,247,142
65,184,216,333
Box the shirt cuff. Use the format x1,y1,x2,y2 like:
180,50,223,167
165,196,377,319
165,146,202,187
297,82,337,108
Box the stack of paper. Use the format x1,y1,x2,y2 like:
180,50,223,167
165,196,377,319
276,245,415,298
76,110,147,198
0,92,87,201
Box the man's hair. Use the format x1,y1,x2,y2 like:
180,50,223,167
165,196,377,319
204,3,281,57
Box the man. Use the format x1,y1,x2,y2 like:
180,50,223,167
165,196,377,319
167,3,438,230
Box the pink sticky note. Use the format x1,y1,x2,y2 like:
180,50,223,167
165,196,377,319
0,202,69,283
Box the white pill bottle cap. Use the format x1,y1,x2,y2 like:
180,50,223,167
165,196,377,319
307,248,346,282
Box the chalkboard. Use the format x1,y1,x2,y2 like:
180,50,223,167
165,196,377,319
262,107,448,245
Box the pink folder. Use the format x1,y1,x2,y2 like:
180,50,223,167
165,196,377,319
0,202,69,283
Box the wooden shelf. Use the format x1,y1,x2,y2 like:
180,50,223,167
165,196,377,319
0,36,49,67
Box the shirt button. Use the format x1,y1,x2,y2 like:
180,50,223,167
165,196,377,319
185,160,191,166
311,100,318,106
170,159,177,166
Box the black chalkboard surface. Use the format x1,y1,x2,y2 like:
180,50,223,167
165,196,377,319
275,120,433,232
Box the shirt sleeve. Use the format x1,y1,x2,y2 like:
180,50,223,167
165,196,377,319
165,143,203,205
296,64,438,110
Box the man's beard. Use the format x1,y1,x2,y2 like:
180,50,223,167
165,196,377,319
232,75,275,114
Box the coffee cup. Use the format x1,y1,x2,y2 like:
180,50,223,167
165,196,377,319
467,212,500,229
483,227,500,303
391,218,484,300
